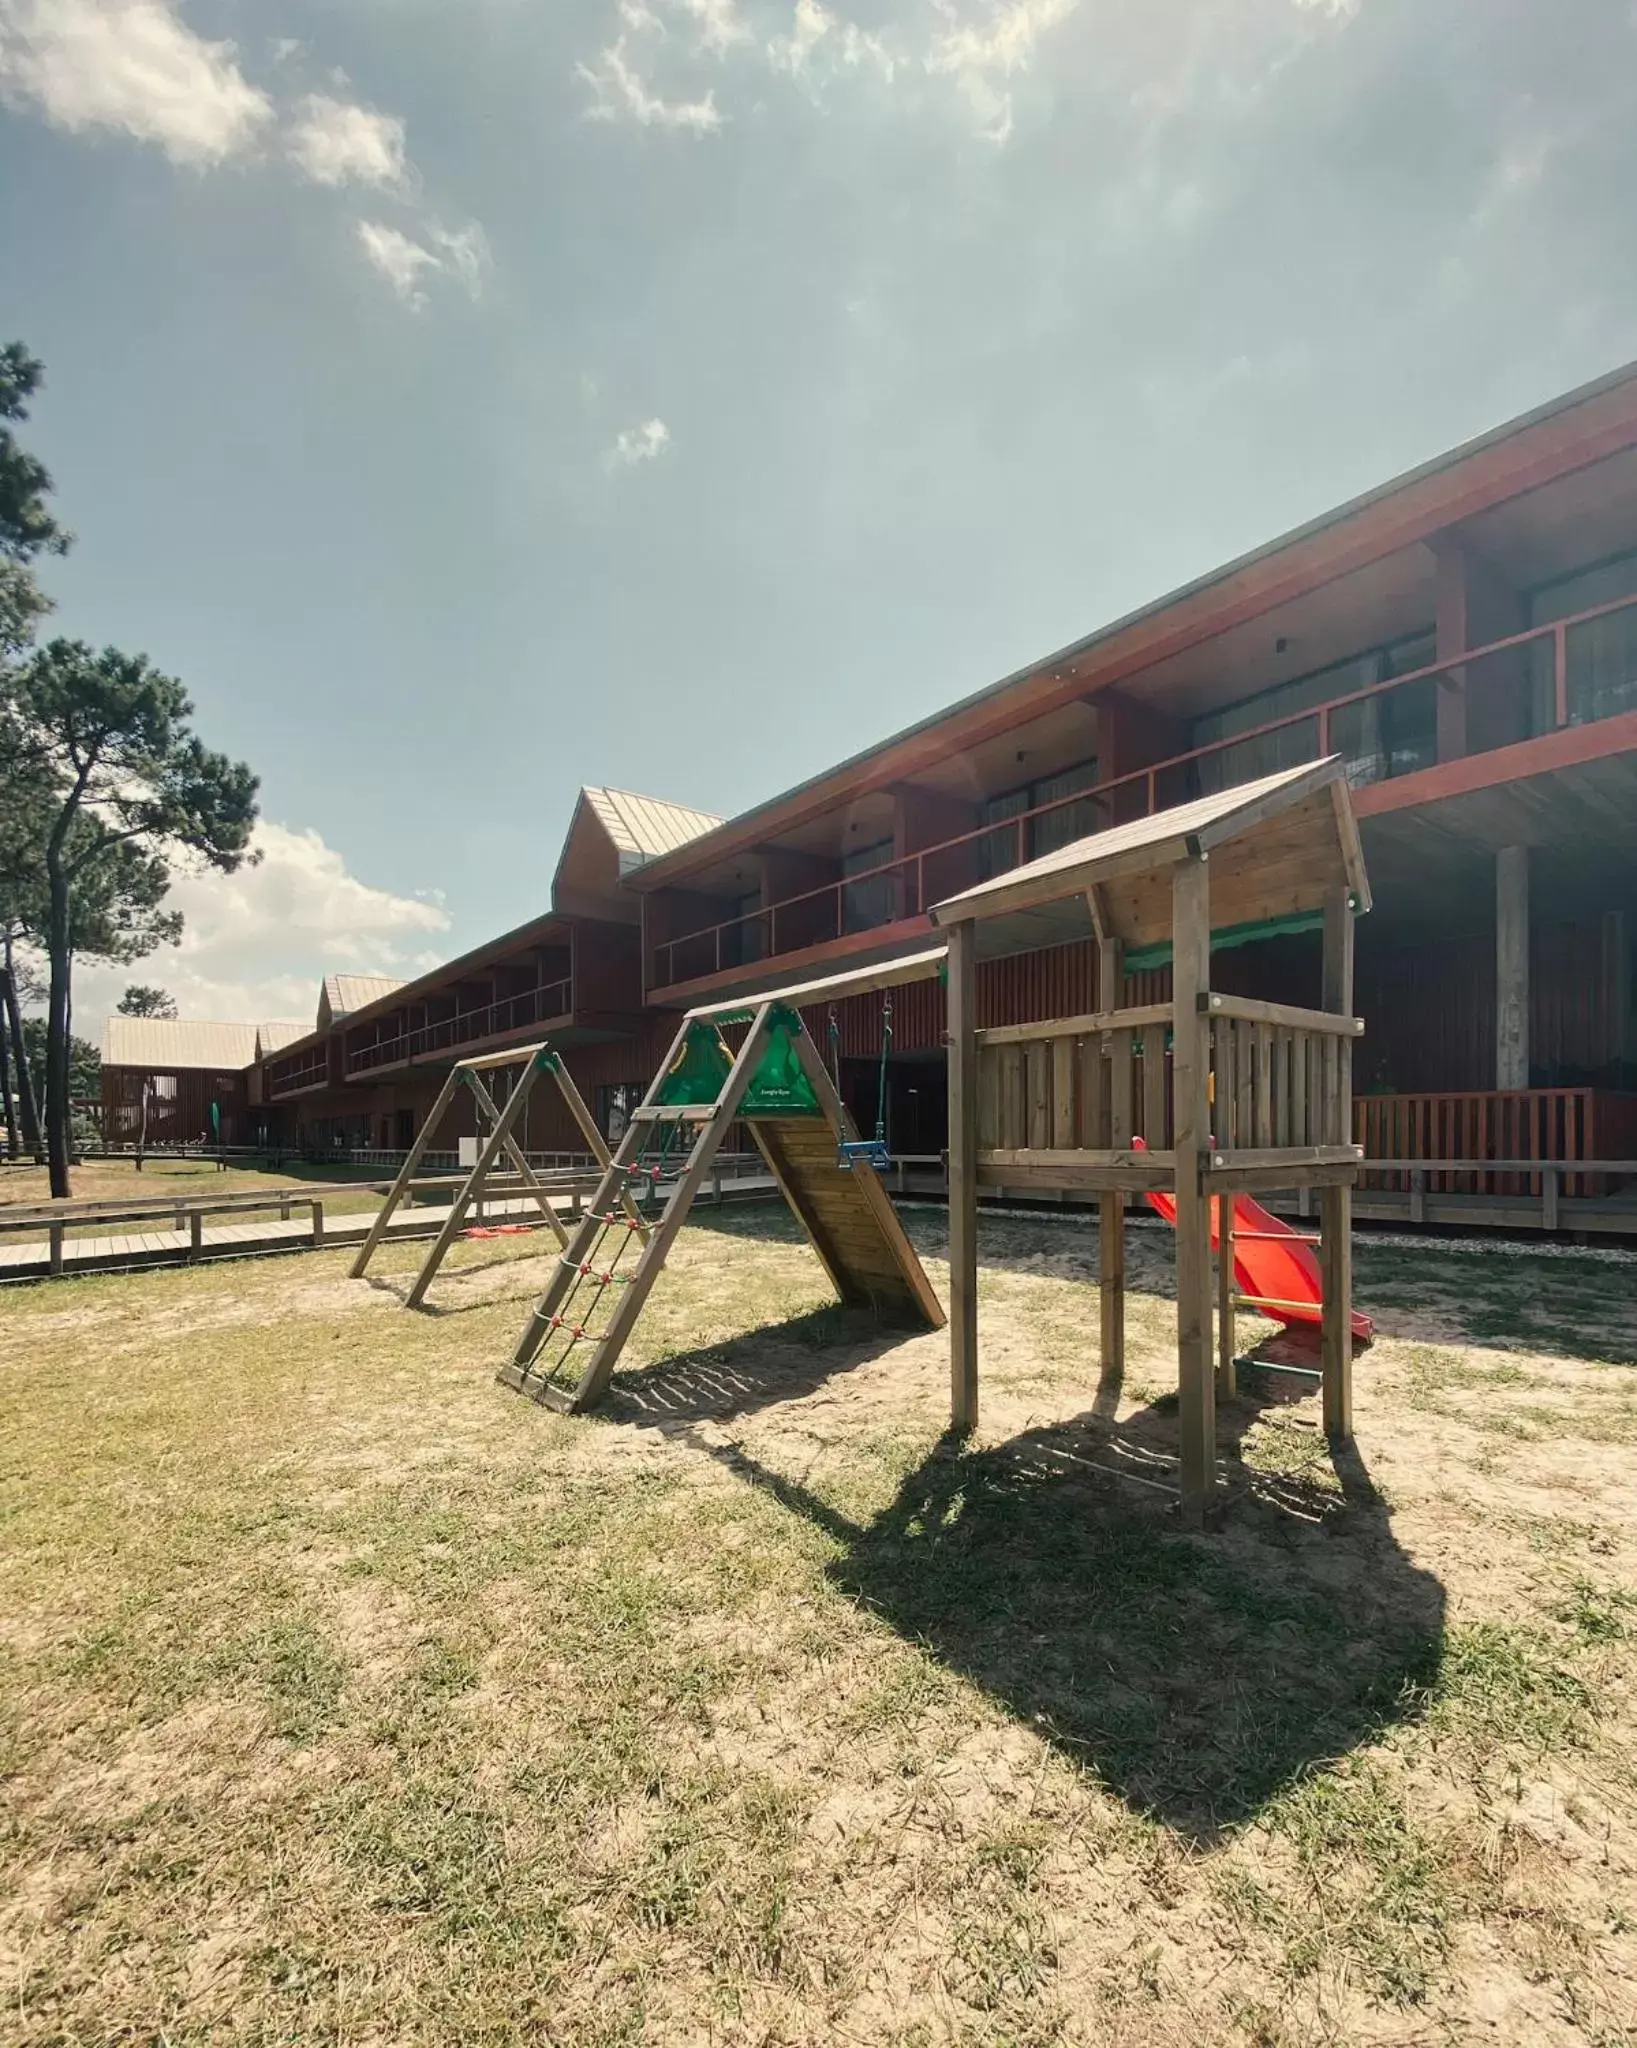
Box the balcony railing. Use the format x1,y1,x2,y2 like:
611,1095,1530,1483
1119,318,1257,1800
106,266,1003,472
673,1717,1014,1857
649,587,1637,990
345,977,573,1076
265,1049,329,1098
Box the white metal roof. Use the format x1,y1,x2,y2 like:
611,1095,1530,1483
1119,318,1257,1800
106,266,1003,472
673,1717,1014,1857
255,1020,308,1058
582,787,724,874
321,974,405,1019
101,1017,261,1071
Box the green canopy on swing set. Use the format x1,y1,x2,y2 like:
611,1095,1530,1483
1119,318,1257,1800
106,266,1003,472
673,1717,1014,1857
654,1004,823,1118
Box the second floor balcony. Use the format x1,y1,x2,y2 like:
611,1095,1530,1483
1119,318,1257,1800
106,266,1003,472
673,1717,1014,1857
345,974,575,1078
646,585,1637,1000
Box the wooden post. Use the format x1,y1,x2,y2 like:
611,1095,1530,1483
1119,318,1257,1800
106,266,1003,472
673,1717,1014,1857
1320,1183,1352,1440
311,1200,326,1248
1216,1196,1236,1398
49,1220,63,1277
406,1063,541,1310
189,1209,203,1262
1097,924,1126,1392
1321,884,1355,1444
350,1066,462,1277
947,918,979,1432
1496,846,1530,1091
1171,855,1215,1525
1099,1192,1124,1390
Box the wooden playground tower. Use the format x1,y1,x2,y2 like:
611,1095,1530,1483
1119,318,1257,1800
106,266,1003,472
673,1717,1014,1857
501,955,946,1414
933,757,1372,1526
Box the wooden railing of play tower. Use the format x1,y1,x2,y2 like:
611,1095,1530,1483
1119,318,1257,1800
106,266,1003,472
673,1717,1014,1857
975,995,1363,1176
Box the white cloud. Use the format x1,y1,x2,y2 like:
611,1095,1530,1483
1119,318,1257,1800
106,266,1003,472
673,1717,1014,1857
768,0,894,81
578,37,722,130
604,416,671,469
926,0,1078,141
288,91,407,190
672,0,749,54
356,218,489,306
67,821,451,1033
0,0,273,165
768,0,832,75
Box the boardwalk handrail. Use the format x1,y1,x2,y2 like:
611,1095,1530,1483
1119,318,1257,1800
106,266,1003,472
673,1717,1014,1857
0,1170,602,1237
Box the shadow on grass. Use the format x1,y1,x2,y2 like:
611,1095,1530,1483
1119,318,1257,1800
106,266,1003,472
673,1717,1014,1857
606,1305,918,1421
617,1308,1446,1840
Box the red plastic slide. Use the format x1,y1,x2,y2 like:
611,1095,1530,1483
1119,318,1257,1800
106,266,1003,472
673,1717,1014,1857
1132,1141,1373,1343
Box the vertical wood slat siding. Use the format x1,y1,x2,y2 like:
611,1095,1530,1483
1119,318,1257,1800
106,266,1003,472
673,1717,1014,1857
1355,1088,1637,1197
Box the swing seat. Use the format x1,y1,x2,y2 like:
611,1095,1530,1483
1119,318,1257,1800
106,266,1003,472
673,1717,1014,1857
836,1137,892,1172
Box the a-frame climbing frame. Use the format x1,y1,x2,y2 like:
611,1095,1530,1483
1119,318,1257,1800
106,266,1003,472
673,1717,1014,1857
351,1041,645,1310
500,970,945,1415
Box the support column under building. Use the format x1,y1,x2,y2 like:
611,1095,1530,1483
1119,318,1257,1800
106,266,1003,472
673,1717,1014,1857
1496,845,1530,1091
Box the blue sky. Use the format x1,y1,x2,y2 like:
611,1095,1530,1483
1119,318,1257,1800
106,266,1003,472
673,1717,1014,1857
3,0,1636,1027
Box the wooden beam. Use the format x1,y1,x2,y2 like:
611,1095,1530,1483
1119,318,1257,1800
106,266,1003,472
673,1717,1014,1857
1328,776,1373,914
1203,993,1362,1036
982,1146,1177,1171
685,944,947,1020
947,919,979,1432
976,1161,1174,1193
977,1002,1173,1047
1208,1145,1363,1171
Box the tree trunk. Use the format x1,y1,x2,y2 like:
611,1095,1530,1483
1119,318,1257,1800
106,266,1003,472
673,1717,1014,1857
0,951,42,1162
44,865,73,1199
0,989,16,1159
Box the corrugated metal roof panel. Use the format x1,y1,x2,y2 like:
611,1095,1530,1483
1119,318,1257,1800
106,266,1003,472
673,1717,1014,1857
322,974,405,1018
255,1020,308,1057
582,787,722,870
100,1018,260,1070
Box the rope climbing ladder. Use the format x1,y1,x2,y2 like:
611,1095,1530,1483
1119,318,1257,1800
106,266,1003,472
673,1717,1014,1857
501,971,945,1416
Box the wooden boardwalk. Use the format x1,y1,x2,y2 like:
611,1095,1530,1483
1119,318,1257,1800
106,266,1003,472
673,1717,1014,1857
0,1178,777,1285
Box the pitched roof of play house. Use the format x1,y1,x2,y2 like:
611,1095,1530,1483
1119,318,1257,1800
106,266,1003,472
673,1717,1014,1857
930,757,1369,956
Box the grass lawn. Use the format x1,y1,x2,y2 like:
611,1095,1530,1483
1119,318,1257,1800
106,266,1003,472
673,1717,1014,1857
3,1208,1636,2043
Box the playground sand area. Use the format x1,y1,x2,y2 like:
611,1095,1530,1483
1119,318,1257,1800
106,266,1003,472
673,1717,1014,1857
3,1206,1637,2045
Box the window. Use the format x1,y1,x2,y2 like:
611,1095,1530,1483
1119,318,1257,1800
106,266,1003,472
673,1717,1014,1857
721,889,765,968
978,757,1101,879
1529,549,1637,728
597,1083,641,1142
841,837,898,933
1192,629,1434,794
1026,758,1104,858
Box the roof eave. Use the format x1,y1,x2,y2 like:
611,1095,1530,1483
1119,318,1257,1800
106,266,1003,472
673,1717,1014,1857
627,355,1637,892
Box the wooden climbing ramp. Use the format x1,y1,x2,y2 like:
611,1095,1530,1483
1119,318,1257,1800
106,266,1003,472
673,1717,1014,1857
500,954,946,1414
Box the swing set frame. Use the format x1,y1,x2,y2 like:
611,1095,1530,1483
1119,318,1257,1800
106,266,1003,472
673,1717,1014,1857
350,1040,645,1309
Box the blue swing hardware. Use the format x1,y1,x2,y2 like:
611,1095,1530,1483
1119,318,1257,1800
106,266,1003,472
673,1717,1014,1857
831,993,893,1172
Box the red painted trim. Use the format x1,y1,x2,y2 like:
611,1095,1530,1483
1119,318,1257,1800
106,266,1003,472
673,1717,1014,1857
646,914,935,1010
1352,710,1637,818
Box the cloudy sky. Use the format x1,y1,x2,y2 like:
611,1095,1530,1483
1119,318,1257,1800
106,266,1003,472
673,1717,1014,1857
3,0,1636,1028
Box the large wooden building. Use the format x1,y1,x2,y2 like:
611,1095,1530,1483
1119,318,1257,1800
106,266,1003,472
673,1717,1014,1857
112,361,1637,1229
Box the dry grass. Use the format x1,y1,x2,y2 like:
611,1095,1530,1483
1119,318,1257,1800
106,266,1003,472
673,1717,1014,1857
3,1207,1637,2044
0,1157,402,1211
